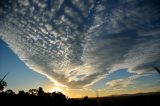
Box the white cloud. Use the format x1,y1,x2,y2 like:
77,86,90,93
18,0,29,6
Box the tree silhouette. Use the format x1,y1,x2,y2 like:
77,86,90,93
28,89,38,96
0,73,8,91
18,90,26,95
0,80,7,91
51,91,66,100
5,89,15,94
38,87,45,97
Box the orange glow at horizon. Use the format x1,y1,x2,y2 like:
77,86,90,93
43,82,160,98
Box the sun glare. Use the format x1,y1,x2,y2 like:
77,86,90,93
50,87,63,93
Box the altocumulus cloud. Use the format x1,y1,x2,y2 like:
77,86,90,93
0,0,160,89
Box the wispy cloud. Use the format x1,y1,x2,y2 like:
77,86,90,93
105,74,150,91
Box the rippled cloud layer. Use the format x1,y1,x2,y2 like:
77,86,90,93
0,0,160,88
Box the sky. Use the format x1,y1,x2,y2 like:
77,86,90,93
0,0,160,98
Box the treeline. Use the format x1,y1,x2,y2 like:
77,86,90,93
0,87,96,106
0,87,160,106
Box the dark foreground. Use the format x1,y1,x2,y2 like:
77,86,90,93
0,89,160,106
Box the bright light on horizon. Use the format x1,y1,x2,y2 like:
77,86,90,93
49,87,63,93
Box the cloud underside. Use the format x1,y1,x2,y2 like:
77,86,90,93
0,0,160,89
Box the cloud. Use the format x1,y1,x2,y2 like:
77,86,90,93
0,0,160,89
105,74,150,91
18,0,29,6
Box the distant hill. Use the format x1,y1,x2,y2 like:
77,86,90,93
90,91,160,106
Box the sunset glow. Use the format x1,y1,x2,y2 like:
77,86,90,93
49,87,63,93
